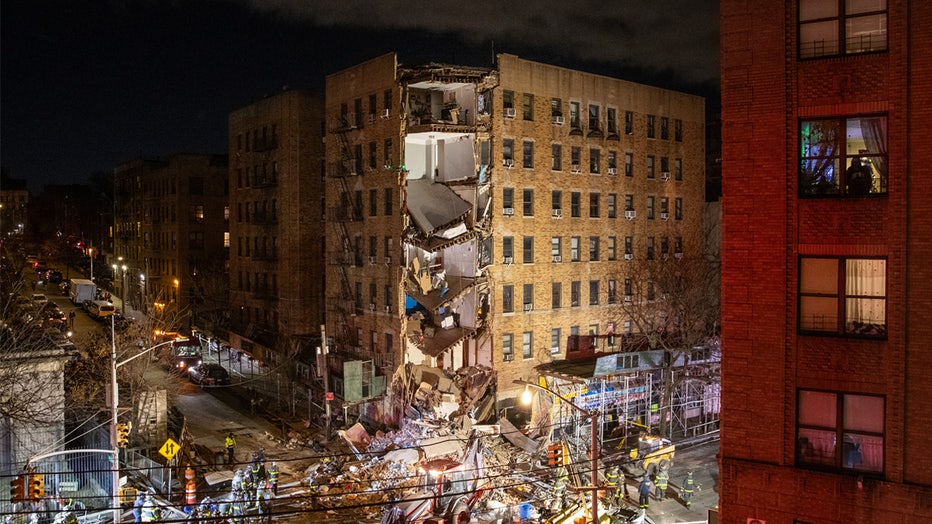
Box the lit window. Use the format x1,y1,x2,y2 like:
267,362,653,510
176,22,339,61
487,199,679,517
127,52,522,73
799,0,887,59
797,390,884,473
800,115,887,196
799,257,886,337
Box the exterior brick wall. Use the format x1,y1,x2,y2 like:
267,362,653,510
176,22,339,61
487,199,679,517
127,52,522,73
721,0,932,522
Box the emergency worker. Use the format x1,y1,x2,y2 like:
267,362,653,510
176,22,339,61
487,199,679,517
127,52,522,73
682,471,696,509
655,467,669,500
268,462,280,495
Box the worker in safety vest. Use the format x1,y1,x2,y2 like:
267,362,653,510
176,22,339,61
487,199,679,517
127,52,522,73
141,497,161,522
225,433,236,466
604,465,625,505
268,462,280,495
552,465,569,509
682,471,696,509
655,468,669,500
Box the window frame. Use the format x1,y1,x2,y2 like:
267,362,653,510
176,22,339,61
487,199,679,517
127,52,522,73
796,389,885,475
799,115,888,197
798,256,887,338
798,0,888,59
502,284,514,313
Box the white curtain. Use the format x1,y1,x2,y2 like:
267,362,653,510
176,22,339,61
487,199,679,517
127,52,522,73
845,259,886,329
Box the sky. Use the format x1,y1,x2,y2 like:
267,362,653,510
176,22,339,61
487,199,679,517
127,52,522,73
1,0,719,193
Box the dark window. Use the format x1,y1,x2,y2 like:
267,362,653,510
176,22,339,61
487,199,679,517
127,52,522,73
523,141,534,168
589,236,600,261
660,116,669,140
589,148,601,174
589,280,600,305
552,282,562,309
523,236,534,264
552,144,562,171
647,115,655,138
523,93,534,120
384,188,393,215
589,192,600,218
502,285,514,313
523,188,534,216
625,111,634,134
571,192,581,217
523,284,534,311
571,281,581,307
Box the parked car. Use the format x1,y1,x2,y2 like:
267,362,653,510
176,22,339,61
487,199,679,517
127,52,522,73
47,270,63,284
188,363,230,386
31,293,49,306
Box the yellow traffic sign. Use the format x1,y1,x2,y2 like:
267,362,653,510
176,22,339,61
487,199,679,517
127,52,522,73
159,438,181,460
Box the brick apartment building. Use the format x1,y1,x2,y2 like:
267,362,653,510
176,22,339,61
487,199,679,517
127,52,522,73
227,90,326,363
720,1,932,522
113,154,228,328
324,53,706,423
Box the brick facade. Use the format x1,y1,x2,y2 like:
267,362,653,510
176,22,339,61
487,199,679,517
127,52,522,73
720,1,932,521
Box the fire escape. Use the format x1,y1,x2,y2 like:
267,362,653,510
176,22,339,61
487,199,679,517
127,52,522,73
245,135,279,347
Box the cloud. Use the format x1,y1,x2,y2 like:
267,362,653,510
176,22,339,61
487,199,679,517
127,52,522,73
249,0,719,84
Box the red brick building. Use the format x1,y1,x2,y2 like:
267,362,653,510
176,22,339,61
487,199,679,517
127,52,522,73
720,1,932,522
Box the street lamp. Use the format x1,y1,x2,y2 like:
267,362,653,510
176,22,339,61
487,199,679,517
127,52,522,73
113,264,127,316
110,315,177,521
88,247,94,281
516,379,602,523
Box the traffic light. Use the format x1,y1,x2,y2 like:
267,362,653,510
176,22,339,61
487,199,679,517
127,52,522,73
28,473,44,501
547,443,567,467
117,422,132,448
10,474,26,504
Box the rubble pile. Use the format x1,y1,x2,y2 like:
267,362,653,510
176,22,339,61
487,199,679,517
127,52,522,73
298,417,558,522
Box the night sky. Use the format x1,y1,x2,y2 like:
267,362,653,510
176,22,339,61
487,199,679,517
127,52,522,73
1,0,719,192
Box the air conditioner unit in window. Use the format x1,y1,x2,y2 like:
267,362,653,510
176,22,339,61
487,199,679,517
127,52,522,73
625,209,637,220
552,115,564,125
625,253,634,260
369,303,376,311
524,303,533,312
503,354,514,361
675,252,683,259
503,207,515,216
607,167,617,175
661,171,671,181
571,163,581,173
503,159,515,168
504,108,517,119
502,256,514,265
552,255,562,263
661,212,669,220
384,305,391,313
384,256,392,265
624,295,633,303
552,209,562,218
368,256,376,265
381,109,391,119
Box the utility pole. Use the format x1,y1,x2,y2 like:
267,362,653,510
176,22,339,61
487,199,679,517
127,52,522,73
319,324,331,439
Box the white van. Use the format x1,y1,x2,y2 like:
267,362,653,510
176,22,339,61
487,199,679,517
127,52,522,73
86,300,116,320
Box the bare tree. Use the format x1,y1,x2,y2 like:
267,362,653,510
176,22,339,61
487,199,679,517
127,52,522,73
607,222,720,438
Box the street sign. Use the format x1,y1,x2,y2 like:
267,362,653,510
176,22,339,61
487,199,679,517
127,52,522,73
159,438,181,460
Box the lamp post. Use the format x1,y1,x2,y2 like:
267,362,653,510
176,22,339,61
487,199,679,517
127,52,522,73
88,247,94,281
516,379,601,523
110,315,177,520
113,263,127,317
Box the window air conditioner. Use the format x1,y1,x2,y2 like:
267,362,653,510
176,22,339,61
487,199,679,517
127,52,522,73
552,255,562,263
624,295,633,303
504,108,517,119
552,115,564,125
384,305,391,313
381,109,391,119
503,354,514,361
384,256,392,265
625,253,634,260
607,167,617,175
552,209,562,218
524,303,533,312
369,303,376,311
503,207,515,216
368,256,376,265
503,159,515,168
661,212,669,220
502,256,514,264
571,163,581,173
625,209,637,220
661,171,671,181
